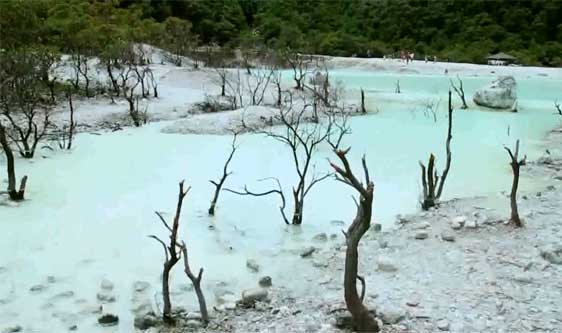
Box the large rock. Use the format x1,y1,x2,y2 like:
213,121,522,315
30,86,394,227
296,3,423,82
473,76,517,110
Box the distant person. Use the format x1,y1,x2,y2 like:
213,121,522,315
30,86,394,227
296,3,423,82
424,55,428,63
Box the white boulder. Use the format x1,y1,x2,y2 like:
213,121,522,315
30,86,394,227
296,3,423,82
473,76,517,110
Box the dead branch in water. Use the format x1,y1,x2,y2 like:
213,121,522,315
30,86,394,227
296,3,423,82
450,76,468,109
208,131,239,215
225,177,290,225
419,90,453,210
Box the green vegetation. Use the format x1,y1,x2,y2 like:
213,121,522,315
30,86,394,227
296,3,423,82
1,0,561,66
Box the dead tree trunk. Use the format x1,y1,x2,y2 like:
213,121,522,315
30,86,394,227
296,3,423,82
555,100,561,115
450,76,468,109
395,80,401,94
330,148,379,332
504,140,526,227
419,90,453,210
360,88,366,114
208,132,238,215
149,181,190,323
0,123,27,200
65,90,77,150
180,241,209,325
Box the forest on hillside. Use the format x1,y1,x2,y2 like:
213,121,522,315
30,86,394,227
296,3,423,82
1,0,562,66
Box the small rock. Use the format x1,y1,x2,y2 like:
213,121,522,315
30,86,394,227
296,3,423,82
416,221,431,229
312,258,329,268
379,305,406,324
312,233,328,242
133,281,150,292
300,247,316,258
47,276,56,283
100,279,114,291
98,314,119,326
450,221,462,230
29,284,47,293
452,216,467,224
2,325,22,333
134,312,159,330
437,319,450,331
378,239,388,249
330,220,345,226
185,320,201,329
96,292,116,303
68,325,78,331
414,231,428,240
376,256,398,272
546,185,555,191
465,220,477,228
372,223,382,232
540,246,562,265
440,232,455,242
246,259,260,273
241,288,268,305
51,291,74,300
258,276,272,287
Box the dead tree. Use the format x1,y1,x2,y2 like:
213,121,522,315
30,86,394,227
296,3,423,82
213,68,228,97
0,51,51,158
208,132,238,215
70,53,92,97
504,140,526,227
225,177,290,225
180,241,209,325
118,65,143,126
271,70,283,107
257,93,342,225
146,67,158,98
149,181,190,323
419,90,453,210
0,122,27,201
284,50,311,90
450,76,468,109
330,149,379,332
360,88,366,114
58,90,77,150
555,100,561,115
245,69,273,106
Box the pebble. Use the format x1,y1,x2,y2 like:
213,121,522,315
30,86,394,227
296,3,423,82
313,233,328,241
100,279,114,291
96,292,116,303
441,231,455,242
416,221,431,229
246,259,260,273
465,220,477,228
415,231,429,240
379,305,406,324
133,281,150,293
259,276,272,287
98,314,119,326
300,247,316,258
29,284,47,293
2,325,22,333
376,256,398,272
437,319,450,331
